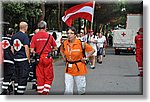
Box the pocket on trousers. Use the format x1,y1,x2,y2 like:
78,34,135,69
42,57,52,67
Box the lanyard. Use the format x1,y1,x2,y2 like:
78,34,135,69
67,44,72,60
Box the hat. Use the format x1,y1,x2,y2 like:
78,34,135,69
138,28,143,34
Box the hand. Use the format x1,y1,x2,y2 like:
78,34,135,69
28,60,31,64
63,58,66,62
81,58,88,63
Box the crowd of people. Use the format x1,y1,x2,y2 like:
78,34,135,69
76,29,107,69
1,21,57,95
0,20,143,95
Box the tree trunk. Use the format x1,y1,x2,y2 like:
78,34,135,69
58,1,61,31
78,18,81,33
60,1,64,31
39,3,45,22
84,19,87,34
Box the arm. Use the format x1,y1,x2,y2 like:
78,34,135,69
24,45,30,63
23,35,30,62
81,42,95,62
11,46,14,54
51,35,58,52
52,46,58,52
85,42,95,58
60,45,66,62
104,40,107,48
86,49,95,59
103,36,107,48
30,35,36,54
30,48,35,54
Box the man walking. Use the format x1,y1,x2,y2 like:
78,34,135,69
11,22,30,95
30,21,57,95
1,28,15,95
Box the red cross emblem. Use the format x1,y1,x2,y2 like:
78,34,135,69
121,32,126,37
14,40,20,50
13,39,22,51
2,40,10,49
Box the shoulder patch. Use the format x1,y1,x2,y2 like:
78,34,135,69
13,39,23,51
2,40,10,49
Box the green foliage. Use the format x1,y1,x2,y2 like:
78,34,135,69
3,3,41,33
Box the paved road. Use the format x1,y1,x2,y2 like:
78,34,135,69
0,47,143,95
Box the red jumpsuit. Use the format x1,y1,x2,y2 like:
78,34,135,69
30,31,56,94
135,33,143,76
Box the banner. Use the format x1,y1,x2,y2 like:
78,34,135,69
62,1,95,27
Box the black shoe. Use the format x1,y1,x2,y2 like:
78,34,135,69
32,84,37,90
81,93,86,95
138,73,143,77
98,61,102,64
8,84,13,94
103,55,105,57
90,66,95,69
0,90,8,95
14,90,17,95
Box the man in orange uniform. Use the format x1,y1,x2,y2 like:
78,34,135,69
135,28,143,77
60,26,95,95
30,21,57,95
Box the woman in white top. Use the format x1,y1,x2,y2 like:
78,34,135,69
97,32,106,64
88,31,98,69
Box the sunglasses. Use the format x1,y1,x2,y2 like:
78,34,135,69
66,32,75,35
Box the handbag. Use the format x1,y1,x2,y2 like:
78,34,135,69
34,34,50,65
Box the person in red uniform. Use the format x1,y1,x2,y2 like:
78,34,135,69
30,21,57,95
135,28,143,77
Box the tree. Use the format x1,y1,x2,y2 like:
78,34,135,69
3,2,42,33
39,2,45,22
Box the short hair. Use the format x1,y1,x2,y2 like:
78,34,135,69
38,21,47,29
66,26,77,34
138,28,143,34
19,22,28,29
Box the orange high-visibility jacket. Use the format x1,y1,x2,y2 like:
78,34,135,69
61,39,94,76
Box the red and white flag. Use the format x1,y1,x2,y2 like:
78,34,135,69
62,1,95,27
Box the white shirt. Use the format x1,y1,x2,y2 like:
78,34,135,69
88,35,98,49
102,35,106,41
81,35,88,42
97,36,106,48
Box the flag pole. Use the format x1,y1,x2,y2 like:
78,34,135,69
90,1,95,31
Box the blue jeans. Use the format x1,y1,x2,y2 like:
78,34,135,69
97,47,103,55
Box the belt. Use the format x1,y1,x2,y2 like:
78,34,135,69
66,59,82,72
